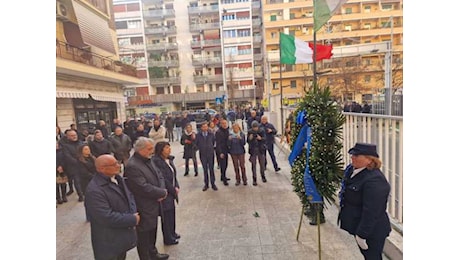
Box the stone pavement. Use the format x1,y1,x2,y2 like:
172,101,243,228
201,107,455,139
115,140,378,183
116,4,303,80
57,140,375,260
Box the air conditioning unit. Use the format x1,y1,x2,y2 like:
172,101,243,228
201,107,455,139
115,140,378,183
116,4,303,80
56,1,69,21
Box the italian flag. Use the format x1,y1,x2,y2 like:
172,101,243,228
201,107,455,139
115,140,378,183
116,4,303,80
314,0,348,31
279,33,333,64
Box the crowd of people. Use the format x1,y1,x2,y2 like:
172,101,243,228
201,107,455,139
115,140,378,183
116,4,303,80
57,107,391,260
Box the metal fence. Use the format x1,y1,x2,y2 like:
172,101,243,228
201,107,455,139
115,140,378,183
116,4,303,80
342,112,403,228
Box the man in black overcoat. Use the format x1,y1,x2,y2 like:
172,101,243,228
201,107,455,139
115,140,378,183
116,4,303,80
84,154,139,260
124,137,169,260
215,119,230,185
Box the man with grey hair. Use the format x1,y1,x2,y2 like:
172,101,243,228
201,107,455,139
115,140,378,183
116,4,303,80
260,115,281,172
124,137,169,260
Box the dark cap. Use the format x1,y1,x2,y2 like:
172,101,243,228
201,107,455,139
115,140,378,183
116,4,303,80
348,143,379,158
251,121,259,127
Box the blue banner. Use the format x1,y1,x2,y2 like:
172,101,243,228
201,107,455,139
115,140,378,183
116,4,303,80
288,110,322,203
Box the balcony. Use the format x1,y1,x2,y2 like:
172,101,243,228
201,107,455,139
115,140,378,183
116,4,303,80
221,0,252,9
142,0,163,4
189,22,220,32
149,76,181,86
146,42,178,51
253,35,262,43
116,27,144,36
253,53,263,61
192,56,222,67
222,19,252,28
114,10,142,19
128,90,226,105
148,59,180,67
194,74,224,84
56,40,141,84
188,5,219,15
252,18,262,26
191,39,222,49
229,89,256,100
223,36,252,45
143,9,175,19
252,1,261,9
144,26,177,35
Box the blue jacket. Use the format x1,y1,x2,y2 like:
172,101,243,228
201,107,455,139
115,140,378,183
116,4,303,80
84,173,138,260
228,131,246,155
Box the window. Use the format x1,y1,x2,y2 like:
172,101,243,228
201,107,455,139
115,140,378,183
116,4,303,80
118,38,130,46
272,82,279,89
364,6,371,13
271,32,277,38
224,29,237,38
364,75,371,83
290,80,297,89
115,21,127,29
290,13,295,19
237,29,251,37
382,4,392,11
381,21,391,28
127,20,141,29
156,87,165,94
364,23,371,29
223,14,236,20
270,15,277,21
345,8,352,14
224,46,237,56
344,25,352,31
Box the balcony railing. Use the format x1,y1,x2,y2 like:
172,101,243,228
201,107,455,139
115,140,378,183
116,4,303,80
128,90,226,104
188,5,219,15
148,59,179,67
149,76,181,85
192,56,222,66
194,74,223,84
56,40,138,78
146,42,178,51
189,22,220,32
190,39,222,48
143,9,175,19
144,26,177,35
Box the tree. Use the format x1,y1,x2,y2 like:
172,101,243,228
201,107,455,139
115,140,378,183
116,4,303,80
375,52,403,94
289,83,345,224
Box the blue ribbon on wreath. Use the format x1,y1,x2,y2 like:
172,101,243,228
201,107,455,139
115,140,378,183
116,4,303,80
288,110,323,203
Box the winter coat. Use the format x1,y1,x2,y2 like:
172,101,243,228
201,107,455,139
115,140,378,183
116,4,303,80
338,167,391,240
89,139,114,158
165,117,175,131
228,131,246,155
84,173,138,260
59,138,83,176
247,128,266,155
152,155,179,211
109,133,132,161
180,131,197,159
215,127,230,156
260,122,277,144
148,126,167,148
124,153,167,231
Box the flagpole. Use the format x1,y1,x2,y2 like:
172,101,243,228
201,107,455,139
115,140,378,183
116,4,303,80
313,31,317,87
279,48,284,137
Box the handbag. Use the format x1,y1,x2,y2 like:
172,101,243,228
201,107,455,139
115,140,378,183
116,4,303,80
56,173,68,184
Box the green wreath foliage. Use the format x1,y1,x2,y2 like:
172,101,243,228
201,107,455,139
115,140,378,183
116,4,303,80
289,84,346,219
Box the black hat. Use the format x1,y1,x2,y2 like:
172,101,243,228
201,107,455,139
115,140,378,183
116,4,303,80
348,143,379,158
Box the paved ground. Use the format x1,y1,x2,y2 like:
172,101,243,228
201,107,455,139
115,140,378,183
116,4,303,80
57,139,370,260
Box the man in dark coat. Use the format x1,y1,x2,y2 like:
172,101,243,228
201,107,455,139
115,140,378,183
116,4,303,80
247,121,267,185
124,137,169,260
59,129,84,201
260,116,281,172
84,154,139,260
164,114,175,142
215,119,230,185
246,110,260,132
110,126,132,166
96,120,110,138
195,122,218,191
89,130,114,158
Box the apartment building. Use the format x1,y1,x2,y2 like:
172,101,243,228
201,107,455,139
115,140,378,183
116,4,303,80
262,0,403,106
124,0,264,113
56,0,142,131
113,0,150,116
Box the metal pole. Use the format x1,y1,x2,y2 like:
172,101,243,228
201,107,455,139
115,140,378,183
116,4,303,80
313,31,317,86
296,205,305,241
279,54,284,136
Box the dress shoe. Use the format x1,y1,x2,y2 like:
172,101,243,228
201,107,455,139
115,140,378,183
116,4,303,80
223,181,229,186
78,196,84,202
243,182,248,186
212,185,218,191
62,197,68,203
253,182,258,186
57,199,63,204
275,167,281,172
262,177,267,183
202,185,209,191
194,172,198,177
164,239,179,245
66,190,74,196
226,177,231,181
153,253,169,260
184,172,189,176
235,181,241,186
174,233,181,239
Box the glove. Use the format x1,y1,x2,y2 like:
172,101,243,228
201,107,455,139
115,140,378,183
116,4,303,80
355,235,368,250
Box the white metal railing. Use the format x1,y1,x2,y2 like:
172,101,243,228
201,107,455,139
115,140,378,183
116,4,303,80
342,112,403,227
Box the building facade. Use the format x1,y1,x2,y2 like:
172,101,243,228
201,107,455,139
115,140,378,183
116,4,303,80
56,0,142,131
262,0,403,107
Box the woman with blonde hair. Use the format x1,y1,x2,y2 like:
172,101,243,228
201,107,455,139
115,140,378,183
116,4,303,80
338,143,391,260
228,123,247,185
